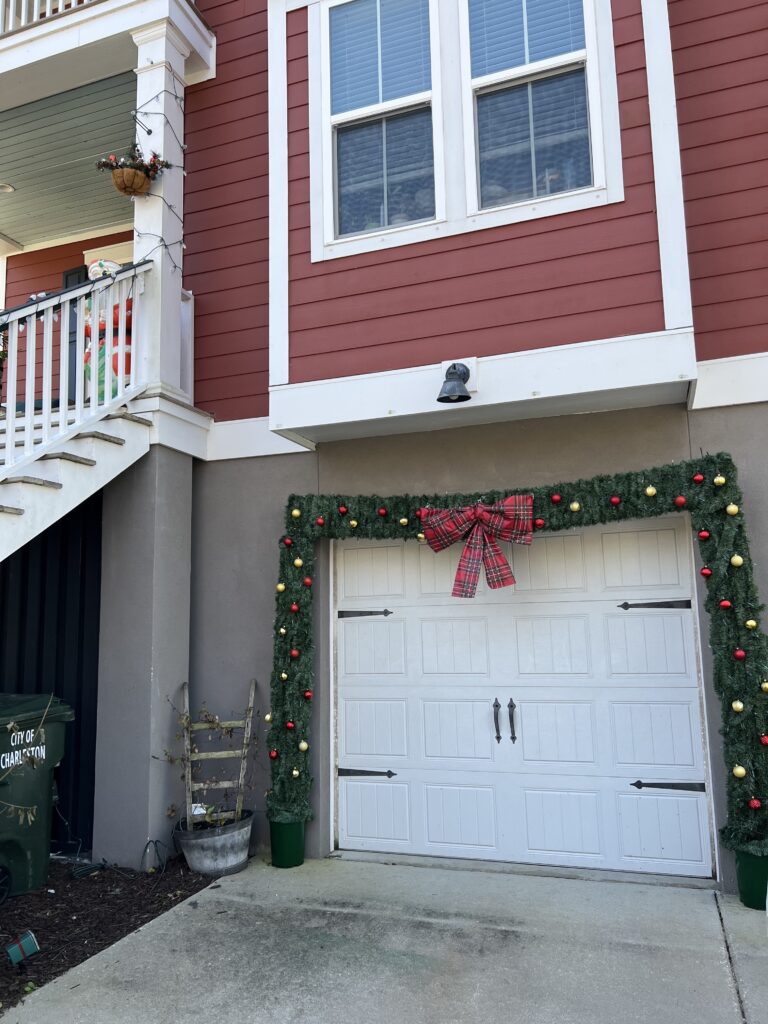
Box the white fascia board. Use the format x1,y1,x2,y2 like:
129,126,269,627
0,0,215,83
129,394,212,459
690,353,768,411
269,328,697,443
207,417,313,461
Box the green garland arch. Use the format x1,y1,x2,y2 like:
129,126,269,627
266,452,768,857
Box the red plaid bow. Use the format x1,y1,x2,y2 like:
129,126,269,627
418,496,533,599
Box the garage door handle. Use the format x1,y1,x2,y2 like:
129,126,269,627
493,698,501,744
508,698,517,743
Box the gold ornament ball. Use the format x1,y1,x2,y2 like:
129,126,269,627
291,508,301,519
293,557,304,568
733,765,747,779
713,475,726,487
726,503,740,516
645,485,657,497
264,712,272,724
291,767,301,779
278,627,287,636
280,672,288,682
276,582,286,593
569,501,581,512
349,519,358,528
399,518,409,526
745,619,758,630
732,700,745,713
417,532,426,542
731,554,744,567
298,740,309,753
761,681,768,693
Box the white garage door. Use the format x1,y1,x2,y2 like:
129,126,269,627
335,517,713,877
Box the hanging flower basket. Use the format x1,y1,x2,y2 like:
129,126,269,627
110,168,152,196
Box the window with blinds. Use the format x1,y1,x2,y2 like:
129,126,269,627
468,0,592,208
330,0,435,236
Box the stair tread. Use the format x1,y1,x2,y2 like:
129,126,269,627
74,431,126,446
0,505,24,516
106,411,153,427
1,475,63,489
40,452,97,467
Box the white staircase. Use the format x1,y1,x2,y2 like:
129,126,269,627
0,263,153,562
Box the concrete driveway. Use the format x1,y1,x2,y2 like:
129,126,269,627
3,856,766,1024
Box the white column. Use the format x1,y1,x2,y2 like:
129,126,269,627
131,22,190,399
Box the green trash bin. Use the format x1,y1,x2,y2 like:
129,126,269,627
0,694,75,903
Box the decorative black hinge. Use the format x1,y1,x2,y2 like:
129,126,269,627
631,780,706,792
337,609,394,618
338,768,397,778
617,600,692,610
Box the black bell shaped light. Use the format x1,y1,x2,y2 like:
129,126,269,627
436,362,471,403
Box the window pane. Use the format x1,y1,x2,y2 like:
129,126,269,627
331,0,379,114
469,0,585,77
385,108,435,224
331,0,431,115
381,0,432,102
336,109,435,236
476,68,591,208
337,120,385,235
476,83,533,207
531,70,591,195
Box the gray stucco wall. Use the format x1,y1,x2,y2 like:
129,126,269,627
186,402,768,888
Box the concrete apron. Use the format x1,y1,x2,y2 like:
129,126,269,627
4,858,766,1024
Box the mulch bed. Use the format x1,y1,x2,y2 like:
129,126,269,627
0,858,209,1012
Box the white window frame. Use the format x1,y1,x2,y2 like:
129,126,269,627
310,0,623,262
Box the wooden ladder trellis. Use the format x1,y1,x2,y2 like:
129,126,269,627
181,680,256,826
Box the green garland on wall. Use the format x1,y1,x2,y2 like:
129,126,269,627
266,451,768,855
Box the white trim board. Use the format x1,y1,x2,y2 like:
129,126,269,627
269,328,697,444
207,417,313,460
690,353,768,411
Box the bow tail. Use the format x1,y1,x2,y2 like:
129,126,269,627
482,534,516,591
451,524,485,599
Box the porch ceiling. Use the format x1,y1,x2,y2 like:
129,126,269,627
0,72,136,250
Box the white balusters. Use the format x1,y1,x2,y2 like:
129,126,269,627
1,0,95,37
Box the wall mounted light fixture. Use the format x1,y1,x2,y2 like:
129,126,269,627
437,362,471,403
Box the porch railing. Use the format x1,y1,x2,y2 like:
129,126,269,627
0,0,92,35
0,261,150,480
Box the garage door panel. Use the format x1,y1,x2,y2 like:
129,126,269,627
515,615,591,675
340,698,408,758
611,700,699,769
342,618,407,675
420,617,490,675
425,784,497,849
605,613,688,676
523,788,603,857
519,701,597,764
423,700,494,760
508,534,586,593
341,543,405,598
616,792,709,871
341,780,411,845
600,528,682,590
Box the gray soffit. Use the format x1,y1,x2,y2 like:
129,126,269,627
0,73,137,249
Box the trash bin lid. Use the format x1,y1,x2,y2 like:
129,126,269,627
0,694,74,728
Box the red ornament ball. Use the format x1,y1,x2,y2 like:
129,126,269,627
734,648,747,661
749,798,762,810
719,599,733,610
378,507,388,517
700,567,712,578
303,577,313,587
338,505,348,516
269,749,278,760
692,473,705,485
290,648,300,659
316,516,325,527
698,529,711,541
283,537,293,547
551,494,562,505
760,735,768,747
674,495,687,508
303,689,313,701
610,496,621,506
286,720,295,731
534,518,546,530
415,509,423,519
290,602,300,613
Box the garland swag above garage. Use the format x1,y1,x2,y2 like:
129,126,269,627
266,452,768,858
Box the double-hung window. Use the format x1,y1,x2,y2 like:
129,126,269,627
329,0,438,237
311,0,621,259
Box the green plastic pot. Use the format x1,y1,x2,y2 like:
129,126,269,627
269,820,305,868
735,850,768,910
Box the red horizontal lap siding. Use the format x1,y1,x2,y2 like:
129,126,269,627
184,0,269,421
671,0,768,361
287,0,664,385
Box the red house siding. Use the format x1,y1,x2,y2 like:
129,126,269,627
287,1,665,385
184,0,269,422
671,0,768,362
